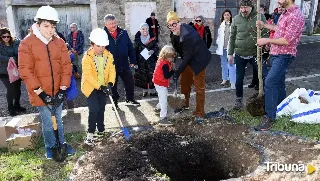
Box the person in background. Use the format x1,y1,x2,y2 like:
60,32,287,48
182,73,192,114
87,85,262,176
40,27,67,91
134,23,158,97
260,5,272,21
103,14,140,108
146,12,160,42
152,45,176,126
0,27,26,116
56,30,66,42
81,28,116,146
66,46,78,109
216,9,236,89
272,6,285,25
189,15,213,49
18,5,73,159
67,23,84,77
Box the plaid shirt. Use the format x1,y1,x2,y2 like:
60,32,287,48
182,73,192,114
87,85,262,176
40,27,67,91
270,6,304,57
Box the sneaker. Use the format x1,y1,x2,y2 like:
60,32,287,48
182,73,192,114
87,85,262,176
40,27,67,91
158,118,173,126
254,116,274,131
230,83,236,90
174,106,189,114
14,104,26,112
63,143,74,156
84,133,94,146
126,100,140,106
154,108,161,115
195,117,205,124
45,148,53,159
221,80,227,86
96,131,109,137
232,98,244,111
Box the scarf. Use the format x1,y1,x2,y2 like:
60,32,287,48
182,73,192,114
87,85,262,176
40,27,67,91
140,34,150,45
194,23,204,38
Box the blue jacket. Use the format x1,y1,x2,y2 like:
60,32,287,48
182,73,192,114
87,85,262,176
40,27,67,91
104,26,136,72
66,53,78,101
67,30,84,55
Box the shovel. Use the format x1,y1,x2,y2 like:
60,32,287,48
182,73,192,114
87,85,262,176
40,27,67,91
109,95,130,141
47,103,68,162
168,79,185,109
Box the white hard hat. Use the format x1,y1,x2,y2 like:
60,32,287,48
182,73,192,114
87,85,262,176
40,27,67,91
34,6,60,23
89,28,109,46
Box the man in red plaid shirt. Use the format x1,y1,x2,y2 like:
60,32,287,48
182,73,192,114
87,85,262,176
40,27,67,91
255,0,305,131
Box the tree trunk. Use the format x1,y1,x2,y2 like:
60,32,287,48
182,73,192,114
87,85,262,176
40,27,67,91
314,0,320,32
256,0,263,96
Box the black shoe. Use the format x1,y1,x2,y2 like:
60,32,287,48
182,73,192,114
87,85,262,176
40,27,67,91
14,104,26,112
248,83,256,88
142,92,148,97
125,100,140,106
8,108,18,116
158,118,173,126
149,92,158,97
174,106,189,114
254,116,274,131
154,108,161,115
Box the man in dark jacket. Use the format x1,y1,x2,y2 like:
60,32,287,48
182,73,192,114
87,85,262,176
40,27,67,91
167,11,211,123
228,0,268,110
67,23,84,75
104,14,140,108
146,12,160,42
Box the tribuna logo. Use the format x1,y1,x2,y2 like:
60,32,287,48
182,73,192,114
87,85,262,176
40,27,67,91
265,162,305,172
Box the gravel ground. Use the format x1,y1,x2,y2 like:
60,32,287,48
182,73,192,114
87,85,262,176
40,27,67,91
1,42,320,117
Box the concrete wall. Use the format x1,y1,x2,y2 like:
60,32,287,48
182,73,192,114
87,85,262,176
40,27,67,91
0,0,8,27
11,0,90,5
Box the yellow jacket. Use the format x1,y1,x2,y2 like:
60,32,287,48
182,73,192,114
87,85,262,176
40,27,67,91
81,48,116,97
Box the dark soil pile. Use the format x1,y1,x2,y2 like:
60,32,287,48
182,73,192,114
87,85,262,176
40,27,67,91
167,95,186,109
70,117,262,181
246,93,265,117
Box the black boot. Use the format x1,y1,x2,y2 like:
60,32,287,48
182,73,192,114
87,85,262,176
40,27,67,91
8,105,18,116
14,103,26,112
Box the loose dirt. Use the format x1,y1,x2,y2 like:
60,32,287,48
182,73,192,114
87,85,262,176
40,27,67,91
69,117,320,181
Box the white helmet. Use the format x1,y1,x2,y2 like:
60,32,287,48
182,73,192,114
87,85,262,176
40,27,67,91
89,28,109,46
34,6,60,23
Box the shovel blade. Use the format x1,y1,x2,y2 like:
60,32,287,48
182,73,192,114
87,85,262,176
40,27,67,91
51,143,68,162
121,127,130,141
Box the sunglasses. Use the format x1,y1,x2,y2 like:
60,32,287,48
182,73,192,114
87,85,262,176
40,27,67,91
195,20,202,22
1,36,10,39
167,22,179,29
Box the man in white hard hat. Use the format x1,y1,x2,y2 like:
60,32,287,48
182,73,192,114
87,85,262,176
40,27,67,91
81,28,116,146
18,5,73,160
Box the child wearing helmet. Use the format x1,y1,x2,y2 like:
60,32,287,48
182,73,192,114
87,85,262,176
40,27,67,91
18,6,73,160
81,28,116,146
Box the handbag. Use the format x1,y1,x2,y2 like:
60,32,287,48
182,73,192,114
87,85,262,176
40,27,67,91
7,58,20,83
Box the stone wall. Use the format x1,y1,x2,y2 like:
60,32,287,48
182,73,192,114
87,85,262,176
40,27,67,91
0,0,8,27
11,0,89,5
96,0,173,48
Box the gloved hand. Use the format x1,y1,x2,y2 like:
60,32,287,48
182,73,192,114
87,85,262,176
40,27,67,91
54,89,66,105
107,83,113,94
100,85,109,94
148,50,154,55
38,91,54,105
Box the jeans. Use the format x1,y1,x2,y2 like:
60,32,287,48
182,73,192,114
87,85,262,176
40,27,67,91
0,75,22,108
37,104,65,149
87,90,107,133
265,55,295,119
220,49,236,83
111,69,135,101
155,84,168,118
234,54,258,98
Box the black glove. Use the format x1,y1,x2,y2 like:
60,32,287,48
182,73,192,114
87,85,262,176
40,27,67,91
54,89,66,105
38,91,54,105
100,85,109,94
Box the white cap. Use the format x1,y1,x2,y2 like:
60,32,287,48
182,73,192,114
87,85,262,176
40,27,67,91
34,6,60,23
89,28,109,46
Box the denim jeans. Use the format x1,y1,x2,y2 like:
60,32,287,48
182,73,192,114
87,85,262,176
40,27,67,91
87,90,107,133
265,55,295,119
220,49,236,83
234,54,258,98
37,103,65,149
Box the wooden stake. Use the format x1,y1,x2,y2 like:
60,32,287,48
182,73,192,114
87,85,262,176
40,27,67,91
256,0,263,96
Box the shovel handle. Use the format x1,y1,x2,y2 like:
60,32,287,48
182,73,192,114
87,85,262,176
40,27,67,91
52,116,57,130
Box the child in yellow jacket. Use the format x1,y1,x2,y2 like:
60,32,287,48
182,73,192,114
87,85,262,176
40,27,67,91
81,28,116,146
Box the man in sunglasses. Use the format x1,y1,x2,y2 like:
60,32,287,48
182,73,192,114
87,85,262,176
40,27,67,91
167,11,211,123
